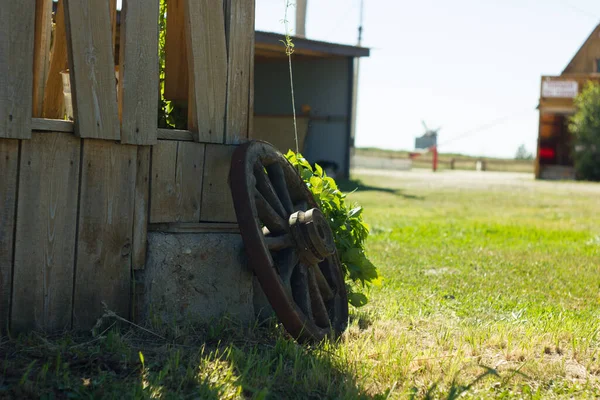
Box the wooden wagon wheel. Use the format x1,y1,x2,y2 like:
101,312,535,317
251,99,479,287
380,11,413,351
229,141,348,342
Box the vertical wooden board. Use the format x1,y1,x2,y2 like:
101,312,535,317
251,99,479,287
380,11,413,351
118,0,159,145
42,0,68,119
11,133,80,332
200,144,236,222
63,0,120,140
149,141,204,223
73,140,137,329
0,0,35,139
247,13,255,140
132,146,150,270
164,0,188,102
184,0,227,143
109,0,117,57
149,141,176,222
32,0,54,117
224,0,254,144
0,140,19,333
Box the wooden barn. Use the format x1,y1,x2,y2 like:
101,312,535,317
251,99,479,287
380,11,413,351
252,33,369,179
0,0,257,334
536,24,600,180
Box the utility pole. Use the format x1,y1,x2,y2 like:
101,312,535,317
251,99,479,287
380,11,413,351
296,0,307,38
349,0,364,163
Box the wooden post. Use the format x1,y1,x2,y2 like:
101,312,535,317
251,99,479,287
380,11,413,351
32,0,54,117
42,0,69,119
11,133,81,332
73,141,137,329
0,0,36,139
224,0,255,144
184,0,227,143
164,0,189,102
0,140,19,333
118,0,159,145
63,0,120,140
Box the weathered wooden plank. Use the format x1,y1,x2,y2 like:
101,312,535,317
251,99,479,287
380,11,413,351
164,0,188,102
63,0,120,140
201,144,237,222
42,0,68,119
150,141,205,223
247,10,255,140
0,0,36,139
11,133,80,332
118,0,159,145
184,0,227,143
148,222,239,233
32,118,75,133
109,0,117,58
132,146,150,270
0,140,19,334
32,0,54,117
157,128,194,141
224,0,254,144
73,140,137,329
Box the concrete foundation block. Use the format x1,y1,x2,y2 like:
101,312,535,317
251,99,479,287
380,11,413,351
140,232,254,325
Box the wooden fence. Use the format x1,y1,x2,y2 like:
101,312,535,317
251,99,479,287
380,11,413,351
0,0,254,333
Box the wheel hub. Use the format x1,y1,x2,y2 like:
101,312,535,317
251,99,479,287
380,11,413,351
289,209,336,265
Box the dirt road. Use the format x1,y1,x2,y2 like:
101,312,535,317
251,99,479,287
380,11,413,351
351,168,600,194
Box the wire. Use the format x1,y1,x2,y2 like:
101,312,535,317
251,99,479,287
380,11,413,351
559,0,599,21
438,107,535,147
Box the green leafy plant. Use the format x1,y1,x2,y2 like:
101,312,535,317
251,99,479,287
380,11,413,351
569,82,600,181
285,151,379,307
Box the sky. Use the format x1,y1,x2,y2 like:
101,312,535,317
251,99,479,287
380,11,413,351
254,0,600,158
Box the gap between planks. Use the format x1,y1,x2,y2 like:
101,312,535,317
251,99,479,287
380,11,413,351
148,222,240,233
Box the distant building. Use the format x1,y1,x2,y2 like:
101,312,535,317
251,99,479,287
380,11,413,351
252,32,370,179
536,24,600,180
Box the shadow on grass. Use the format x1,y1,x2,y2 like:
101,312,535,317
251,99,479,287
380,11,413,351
0,317,391,399
338,179,425,201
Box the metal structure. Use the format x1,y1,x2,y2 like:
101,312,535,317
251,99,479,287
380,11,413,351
414,121,440,150
230,141,348,342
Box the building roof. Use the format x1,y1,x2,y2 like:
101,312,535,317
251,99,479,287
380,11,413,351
255,31,370,59
562,23,600,74
50,2,369,60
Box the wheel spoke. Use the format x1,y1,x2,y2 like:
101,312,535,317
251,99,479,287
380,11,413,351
307,266,330,328
309,264,334,302
291,264,312,318
254,163,287,218
255,190,288,235
266,162,295,214
277,249,298,293
264,234,293,251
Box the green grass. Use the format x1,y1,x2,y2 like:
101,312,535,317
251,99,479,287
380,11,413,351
1,171,599,398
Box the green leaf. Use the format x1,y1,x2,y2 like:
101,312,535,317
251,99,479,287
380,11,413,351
348,292,368,307
315,163,324,177
301,169,314,181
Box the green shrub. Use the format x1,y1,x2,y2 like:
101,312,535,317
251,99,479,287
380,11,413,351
570,82,600,181
285,151,379,307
